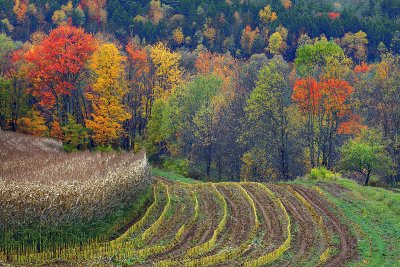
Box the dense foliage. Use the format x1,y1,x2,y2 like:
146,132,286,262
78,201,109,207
0,1,399,186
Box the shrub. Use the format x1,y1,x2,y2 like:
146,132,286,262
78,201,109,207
368,175,382,187
94,145,114,152
308,166,339,181
161,156,189,177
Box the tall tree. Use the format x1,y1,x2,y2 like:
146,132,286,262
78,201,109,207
162,75,223,179
85,43,130,146
149,42,182,99
25,25,97,125
241,56,299,180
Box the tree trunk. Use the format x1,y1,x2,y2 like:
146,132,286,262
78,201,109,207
365,169,371,186
206,145,211,179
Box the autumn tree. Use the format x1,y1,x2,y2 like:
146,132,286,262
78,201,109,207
52,1,73,26
340,31,368,63
150,42,182,99
16,108,48,136
240,25,261,55
25,25,96,126
80,0,107,31
161,75,223,179
13,0,29,22
85,43,130,146
354,54,400,186
259,5,277,25
124,41,152,149
242,56,302,180
292,78,353,168
172,28,184,46
268,32,283,55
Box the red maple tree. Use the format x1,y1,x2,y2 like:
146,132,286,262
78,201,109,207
25,26,97,107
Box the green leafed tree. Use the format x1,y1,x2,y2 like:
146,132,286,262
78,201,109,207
241,56,302,181
161,75,223,179
339,129,394,186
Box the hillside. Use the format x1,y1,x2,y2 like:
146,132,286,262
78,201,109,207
1,132,399,266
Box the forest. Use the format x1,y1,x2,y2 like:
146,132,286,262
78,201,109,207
0,0,399,186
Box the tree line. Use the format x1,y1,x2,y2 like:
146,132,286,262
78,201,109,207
1,0,399,61
0,22,399,186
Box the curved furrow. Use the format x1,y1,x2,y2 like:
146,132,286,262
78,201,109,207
177,183,257,267
242,183,291,267
238,183,286,261
151,184,221,261
267,184,321,267
289,185,358,267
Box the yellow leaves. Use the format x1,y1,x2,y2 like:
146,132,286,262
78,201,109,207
51,1,73,25
150,42,182,99
52,10,67,25
17,108,48,136
172,28,184,45
259,5,277,25
377,60,389,80
86,43,130,145
90,43,126,96
268,32,283,55
203,27,217,43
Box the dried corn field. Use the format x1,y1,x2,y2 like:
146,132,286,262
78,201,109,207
0,130,153,258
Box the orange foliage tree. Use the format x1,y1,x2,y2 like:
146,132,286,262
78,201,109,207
293,77,354,167
17,108,48,136
13,0,29,22
195,51,238,98
240,25,261,55
25,25,97,124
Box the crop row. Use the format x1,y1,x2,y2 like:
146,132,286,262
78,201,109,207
185,183,228,258
288,186,333,263
243,183,292,267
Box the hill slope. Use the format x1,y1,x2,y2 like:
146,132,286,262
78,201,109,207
1,132,399,266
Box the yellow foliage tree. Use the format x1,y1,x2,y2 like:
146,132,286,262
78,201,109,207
172,28,184,45
85,43,131,146
268,32,283,55
17,108,48,136
259,5,277,25
149,42,182,99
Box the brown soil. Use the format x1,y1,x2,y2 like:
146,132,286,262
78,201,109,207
240,183,285,258
268,184,319,267
290,185,358,267
150,184,220,261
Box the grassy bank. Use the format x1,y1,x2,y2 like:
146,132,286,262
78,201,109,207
152,167,202,184
294,177,400,266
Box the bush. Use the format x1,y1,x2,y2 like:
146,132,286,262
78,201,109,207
161,156,189,177
95,145,114,152
308,166,339,181
368,175,383,187
63,143,78,152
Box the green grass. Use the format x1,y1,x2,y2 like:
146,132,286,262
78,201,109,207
295,177,400,267
152,167,202,184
